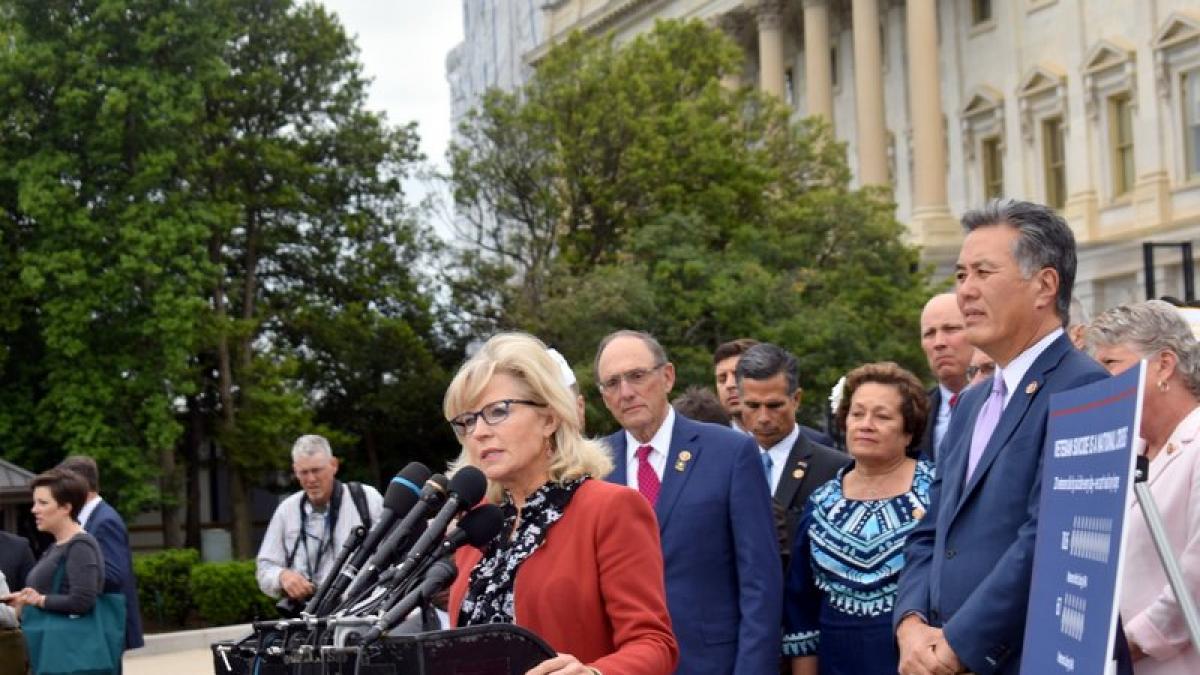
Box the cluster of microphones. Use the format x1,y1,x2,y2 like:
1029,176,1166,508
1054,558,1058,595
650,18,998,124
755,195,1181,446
277,462,503,647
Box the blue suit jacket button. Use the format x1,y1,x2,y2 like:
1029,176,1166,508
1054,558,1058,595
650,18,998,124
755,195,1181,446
945,548,956,559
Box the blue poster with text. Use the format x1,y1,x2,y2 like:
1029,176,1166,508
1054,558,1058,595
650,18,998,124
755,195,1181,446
1021,364,1142,674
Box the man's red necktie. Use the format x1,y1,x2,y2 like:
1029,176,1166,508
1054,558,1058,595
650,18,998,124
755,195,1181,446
636,445,660,506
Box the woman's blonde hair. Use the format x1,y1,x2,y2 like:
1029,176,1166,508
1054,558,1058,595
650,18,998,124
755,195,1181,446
444,332,613,503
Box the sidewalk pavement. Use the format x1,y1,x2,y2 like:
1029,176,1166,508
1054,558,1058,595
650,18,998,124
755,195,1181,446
124,623,250,675
125,647,216,675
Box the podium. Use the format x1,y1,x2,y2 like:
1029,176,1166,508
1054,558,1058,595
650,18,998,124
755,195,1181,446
212,624,556,675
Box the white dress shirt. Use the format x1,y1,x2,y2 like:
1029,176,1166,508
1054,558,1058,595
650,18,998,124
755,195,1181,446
760,425,799,496
625,407,675,491
934,384,956,451
78,495,103,529
997,328,1064,409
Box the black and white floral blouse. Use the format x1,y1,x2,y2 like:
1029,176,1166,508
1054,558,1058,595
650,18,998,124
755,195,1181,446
459,476,586,626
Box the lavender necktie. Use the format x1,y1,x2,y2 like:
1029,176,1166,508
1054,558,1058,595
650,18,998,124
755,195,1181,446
967,374,1007,481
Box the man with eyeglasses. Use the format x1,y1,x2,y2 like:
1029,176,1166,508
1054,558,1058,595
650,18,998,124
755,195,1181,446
594,330,783,675
966,349,996,387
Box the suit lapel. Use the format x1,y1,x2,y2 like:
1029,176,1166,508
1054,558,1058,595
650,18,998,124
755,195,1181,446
939,390,982,514
956,335,1071,512
656,415,701,529
923,387,940,455
606,431,629,486
774,432,813,506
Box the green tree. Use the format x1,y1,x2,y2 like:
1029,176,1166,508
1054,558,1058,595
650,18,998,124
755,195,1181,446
449,20,933,427
0,0,454,556
194,0,451,555
0,0,220,516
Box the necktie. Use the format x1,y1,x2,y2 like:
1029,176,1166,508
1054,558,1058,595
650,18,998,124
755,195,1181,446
761,451,773,487
636,445,660,506
966,375,1007,480
949,392,960,409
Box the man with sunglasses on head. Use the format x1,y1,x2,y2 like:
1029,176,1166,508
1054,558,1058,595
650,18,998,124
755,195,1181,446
595,330,783,675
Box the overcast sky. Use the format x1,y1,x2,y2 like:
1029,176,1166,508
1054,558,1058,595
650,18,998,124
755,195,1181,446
318,1,464,172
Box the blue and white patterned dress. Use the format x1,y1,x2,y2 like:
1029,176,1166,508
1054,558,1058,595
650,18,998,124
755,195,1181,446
782,459,935,674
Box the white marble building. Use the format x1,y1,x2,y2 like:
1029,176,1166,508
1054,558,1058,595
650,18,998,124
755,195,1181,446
445,1,545,139
453,1,1200,314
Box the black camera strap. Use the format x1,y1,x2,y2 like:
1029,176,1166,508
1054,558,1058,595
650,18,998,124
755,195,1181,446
286,480,344,580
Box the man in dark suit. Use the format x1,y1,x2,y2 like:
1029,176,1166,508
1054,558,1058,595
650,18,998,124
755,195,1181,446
894,199,1109,674
0,530,34,590
59,456,144,651
714,338,835,447
596,330,782,674
735,342,848,562
915,293,974,461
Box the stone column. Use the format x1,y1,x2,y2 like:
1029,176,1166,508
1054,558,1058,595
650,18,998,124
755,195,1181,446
756,0,787,99
905,0,957,248
851,0,889,186
802,0,833,121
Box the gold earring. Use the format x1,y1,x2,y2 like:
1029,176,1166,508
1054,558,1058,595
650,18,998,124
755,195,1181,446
1158,380,1169,393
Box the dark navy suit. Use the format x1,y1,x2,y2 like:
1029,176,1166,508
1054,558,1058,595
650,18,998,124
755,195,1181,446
606,413,783,674
894,333,1107,673
85,500,144,650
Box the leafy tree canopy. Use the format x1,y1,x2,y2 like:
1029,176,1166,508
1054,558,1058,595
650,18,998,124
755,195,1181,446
448,20,934,427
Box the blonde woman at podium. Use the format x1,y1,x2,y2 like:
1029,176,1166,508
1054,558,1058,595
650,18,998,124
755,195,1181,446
1088,299,1200,674
443,332,678,675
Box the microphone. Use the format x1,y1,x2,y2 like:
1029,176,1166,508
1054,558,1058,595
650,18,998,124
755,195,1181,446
311,462,430,615
377,467,488,592
426,503,504,566
339,473,450,607
379,503,503,603
362,559,458,645
304,524,366,615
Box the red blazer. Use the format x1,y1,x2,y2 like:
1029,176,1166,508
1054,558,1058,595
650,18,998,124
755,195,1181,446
449,479,678,674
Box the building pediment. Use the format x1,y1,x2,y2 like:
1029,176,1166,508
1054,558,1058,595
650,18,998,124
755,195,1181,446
1151,10,1200,50
1083,38,1136,76
1018,63,1067,99
961,85,1004,117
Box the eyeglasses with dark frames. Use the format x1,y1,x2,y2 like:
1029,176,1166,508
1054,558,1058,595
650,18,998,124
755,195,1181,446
448,399,546,438
966,362,996,381
597,363,667,393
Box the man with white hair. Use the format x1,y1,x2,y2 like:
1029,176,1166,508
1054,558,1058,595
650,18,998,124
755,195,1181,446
256,434,383,602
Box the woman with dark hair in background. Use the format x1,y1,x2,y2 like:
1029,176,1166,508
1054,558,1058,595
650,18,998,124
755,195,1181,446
783,362,934,675
3,469,104,618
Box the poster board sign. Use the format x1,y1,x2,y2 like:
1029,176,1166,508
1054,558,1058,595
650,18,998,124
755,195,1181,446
1021,364,1142,674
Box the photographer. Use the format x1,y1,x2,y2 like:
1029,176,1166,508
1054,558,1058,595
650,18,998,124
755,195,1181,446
255,435,382,605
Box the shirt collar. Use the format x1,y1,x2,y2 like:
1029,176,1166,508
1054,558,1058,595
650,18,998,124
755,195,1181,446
763,424,800,461
78,495,103,527
626,406,675,462
998,328,1064,407
938,383,956,408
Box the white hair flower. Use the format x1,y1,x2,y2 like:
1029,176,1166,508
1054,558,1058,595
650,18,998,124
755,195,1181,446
828,376,847,414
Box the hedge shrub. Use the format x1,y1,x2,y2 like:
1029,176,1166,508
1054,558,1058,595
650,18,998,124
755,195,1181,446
189,560,277,626
133,548,200,626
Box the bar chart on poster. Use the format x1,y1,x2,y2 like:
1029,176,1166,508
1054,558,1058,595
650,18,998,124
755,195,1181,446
1022,364,1142,674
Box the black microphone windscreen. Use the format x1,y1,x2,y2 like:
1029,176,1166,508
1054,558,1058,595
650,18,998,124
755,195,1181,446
427,473,449,493
384,462,431,512
458,504,504,547
447,466,487,505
